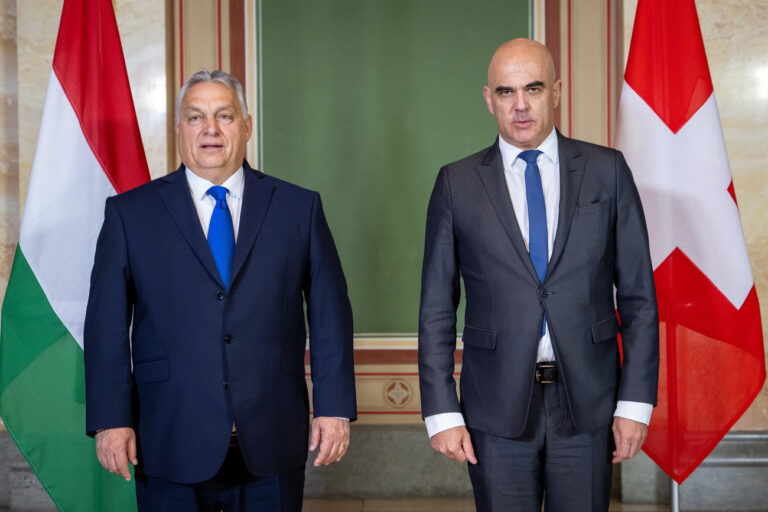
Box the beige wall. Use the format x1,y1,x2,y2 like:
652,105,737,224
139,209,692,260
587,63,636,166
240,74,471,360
0,0,766,429
0,0,19,303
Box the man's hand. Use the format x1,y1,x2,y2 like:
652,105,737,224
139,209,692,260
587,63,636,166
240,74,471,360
612,417,648,463
309,417,350,467
95,427,137,481
430,426,477,464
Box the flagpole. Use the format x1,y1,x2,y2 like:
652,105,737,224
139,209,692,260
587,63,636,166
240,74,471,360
667,320,680,512
670,480,680,512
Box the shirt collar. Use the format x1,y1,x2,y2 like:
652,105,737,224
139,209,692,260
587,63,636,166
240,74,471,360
185,166,245,201
497,128,559,173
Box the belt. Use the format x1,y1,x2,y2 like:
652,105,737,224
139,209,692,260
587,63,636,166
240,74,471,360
535,362,559,384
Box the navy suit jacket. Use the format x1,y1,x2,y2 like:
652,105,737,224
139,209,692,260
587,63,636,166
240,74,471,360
85,162,356,483
418,133,659,438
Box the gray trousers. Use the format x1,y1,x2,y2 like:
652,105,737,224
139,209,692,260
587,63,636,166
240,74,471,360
467,381,613,512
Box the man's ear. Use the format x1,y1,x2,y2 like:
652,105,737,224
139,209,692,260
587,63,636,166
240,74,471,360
244,115,253,142
483,86,495,115
552,79,562,110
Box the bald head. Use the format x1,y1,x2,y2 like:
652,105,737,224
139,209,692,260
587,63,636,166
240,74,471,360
487,39,556,87
483,38,561,149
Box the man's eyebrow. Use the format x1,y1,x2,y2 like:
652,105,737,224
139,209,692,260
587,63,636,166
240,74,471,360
494,81,545,93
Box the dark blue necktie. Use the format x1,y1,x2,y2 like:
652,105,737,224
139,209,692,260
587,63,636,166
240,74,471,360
519,149,548,336
207,186,235,290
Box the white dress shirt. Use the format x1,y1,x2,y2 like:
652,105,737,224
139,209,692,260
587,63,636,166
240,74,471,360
425,129,652,438
185,166,245,240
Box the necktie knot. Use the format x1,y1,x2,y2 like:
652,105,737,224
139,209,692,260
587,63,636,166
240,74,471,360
208,185,229,206
518,149,542,166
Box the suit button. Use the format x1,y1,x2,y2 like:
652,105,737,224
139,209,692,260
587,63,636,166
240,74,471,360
216,291,225,300
223,381,229,389
224,334,234,344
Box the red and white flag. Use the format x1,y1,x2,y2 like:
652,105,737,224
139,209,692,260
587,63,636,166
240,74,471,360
0,0,149,509
615,0,765,483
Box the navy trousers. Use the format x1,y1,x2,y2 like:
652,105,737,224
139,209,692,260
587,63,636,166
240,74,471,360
135,436,305,512
467,381,613,512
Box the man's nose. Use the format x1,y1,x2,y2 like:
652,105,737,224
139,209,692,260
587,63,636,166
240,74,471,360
202,118,220,134
512,90,528,110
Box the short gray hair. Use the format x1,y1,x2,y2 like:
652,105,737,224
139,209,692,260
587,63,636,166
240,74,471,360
175,70,249,123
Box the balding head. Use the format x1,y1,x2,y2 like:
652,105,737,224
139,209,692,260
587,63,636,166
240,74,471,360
483,38,561,149
487,39,557,87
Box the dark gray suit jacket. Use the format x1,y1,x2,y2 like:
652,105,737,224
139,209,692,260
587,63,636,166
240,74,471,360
418,133,659,438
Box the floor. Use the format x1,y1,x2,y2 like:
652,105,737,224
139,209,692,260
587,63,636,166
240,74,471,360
302,499,671,511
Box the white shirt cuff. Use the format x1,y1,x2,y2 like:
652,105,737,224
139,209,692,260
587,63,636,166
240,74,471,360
425,412,465,438
613,400,653,425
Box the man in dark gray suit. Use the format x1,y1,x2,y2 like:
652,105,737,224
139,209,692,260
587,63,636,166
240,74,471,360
418,39,659,511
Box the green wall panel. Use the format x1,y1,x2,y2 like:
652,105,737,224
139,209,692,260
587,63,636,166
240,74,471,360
261,0,530,334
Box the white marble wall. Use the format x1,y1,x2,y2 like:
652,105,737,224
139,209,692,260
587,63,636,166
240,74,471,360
0,0,19,303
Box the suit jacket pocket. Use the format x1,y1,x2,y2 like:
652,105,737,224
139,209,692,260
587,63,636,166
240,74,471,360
134,359,169,384
591,315,620,343
281,349,307,376
576,199,611,216
462,325,497,350
259,224,300,242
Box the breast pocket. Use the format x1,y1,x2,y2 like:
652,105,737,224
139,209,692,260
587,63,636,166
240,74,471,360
570,199,613,264
258,224,301,243
576,199,611,217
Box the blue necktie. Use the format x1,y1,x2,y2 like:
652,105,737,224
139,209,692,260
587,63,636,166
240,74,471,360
207,186,235,290
519,149,547,336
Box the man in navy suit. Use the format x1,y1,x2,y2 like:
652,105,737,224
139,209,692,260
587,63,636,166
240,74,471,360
418,39,659,511
85,70,356,511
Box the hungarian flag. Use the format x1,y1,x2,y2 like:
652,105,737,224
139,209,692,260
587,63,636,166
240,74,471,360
0,0,149,509
615,0,765,483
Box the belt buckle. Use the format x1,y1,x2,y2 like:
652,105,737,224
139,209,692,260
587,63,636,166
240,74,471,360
536,362,557,384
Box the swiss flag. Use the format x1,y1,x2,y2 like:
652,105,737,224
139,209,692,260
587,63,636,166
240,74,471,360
615,0,765,483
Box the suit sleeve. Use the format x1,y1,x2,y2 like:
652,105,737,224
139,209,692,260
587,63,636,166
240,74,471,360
84,197,136,436
614,151,660,406
418,167,462,417
305,192,357,420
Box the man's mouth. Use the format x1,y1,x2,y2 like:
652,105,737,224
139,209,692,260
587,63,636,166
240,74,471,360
200,143,224,150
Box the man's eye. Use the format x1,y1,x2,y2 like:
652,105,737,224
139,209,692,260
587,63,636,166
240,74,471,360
219,114,233,121
528,87,541,94
188,115,201,122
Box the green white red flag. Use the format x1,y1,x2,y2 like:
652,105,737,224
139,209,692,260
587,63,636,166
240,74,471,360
0,0,150,508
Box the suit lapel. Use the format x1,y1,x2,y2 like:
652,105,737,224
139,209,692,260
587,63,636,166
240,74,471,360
546,132,586,276
157,165,224,287
476,140,540,283
230,162,275,285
